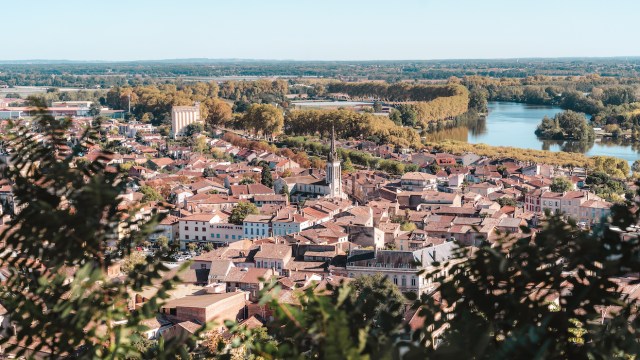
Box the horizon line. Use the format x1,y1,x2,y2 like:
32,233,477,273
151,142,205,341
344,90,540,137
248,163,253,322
0,56,640,64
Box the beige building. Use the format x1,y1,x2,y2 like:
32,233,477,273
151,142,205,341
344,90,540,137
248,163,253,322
171,103,201,138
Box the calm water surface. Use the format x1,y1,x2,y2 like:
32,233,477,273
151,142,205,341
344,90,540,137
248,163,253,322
467,102,640,164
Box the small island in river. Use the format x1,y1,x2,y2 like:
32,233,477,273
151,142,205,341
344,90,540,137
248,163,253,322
535,110,596,141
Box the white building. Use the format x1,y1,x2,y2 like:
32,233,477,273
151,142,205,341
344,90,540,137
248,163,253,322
272,213,311,236
326,125,343,199
171,103,201,138
179,213,221,249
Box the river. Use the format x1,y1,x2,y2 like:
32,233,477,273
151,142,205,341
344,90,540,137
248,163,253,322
432,101,640,165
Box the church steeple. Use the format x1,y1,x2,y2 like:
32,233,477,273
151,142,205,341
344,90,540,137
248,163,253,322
328,125,337,162
325,124,343,199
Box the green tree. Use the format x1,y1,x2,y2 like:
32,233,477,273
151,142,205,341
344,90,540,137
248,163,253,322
156,235,169,249
188,243,197,252
229,201,259,225
185,122,204,137
389,109,402,126
398,104,417,127
205,243,214,252
401,222,417,231
353,273,406,315
219,277,405,359
0,99,201,359
429,163,442,174
280,183,290,202
244,103,284,137
550,177,574,192
496,197,518,207
139,185,164,202
122,251,147,274
239,176,256,185
586,171,610,185
373,101,383,113
261,164,274,188
341,156,354,173
203,168,217,178
75,157,91,170
89,101,101,117
633,160,640,173
118,161,135,173
468,89,488,113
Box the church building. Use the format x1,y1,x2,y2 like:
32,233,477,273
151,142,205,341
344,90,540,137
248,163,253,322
273,126,346,202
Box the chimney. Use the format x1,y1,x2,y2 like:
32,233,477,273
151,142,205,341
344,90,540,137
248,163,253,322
420,252,424,266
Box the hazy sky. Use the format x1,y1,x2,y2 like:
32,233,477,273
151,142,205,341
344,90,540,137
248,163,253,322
7,0,639,61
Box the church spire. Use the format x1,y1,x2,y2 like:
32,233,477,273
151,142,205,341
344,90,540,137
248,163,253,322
328,124,337,162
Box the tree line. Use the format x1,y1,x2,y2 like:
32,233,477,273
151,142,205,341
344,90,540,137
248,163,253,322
281,135,418,175
426,139,630,177
281,108,423,149
327,82,468,102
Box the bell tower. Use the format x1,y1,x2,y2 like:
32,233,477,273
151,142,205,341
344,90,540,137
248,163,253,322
326,125,342,198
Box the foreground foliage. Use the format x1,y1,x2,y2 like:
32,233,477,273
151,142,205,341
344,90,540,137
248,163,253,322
0,99,206,359
218,199,640,359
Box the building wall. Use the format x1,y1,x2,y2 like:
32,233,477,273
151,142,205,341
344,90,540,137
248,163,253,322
345,267,425,293
171,292,247,326
209,224,244,244
180,218,217,242
243,221,271,239
345,226,385,249
171,104,201,138
272,220,310,236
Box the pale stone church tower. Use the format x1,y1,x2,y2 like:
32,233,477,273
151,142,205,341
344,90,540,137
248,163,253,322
326,125,343,198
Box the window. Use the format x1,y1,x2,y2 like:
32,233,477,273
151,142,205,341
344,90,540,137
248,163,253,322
376,263,381,267
245,228,248,234
185,235,189,239
367,263,373,267
232,235,235,239
201,264,207,269
401,277,406,287
195,227,198,231
217,234,220,238
393,277,398,285
277,263,282,269
203,236,206,240
195,236,199,240
411,278,416,286
185,226,189,230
